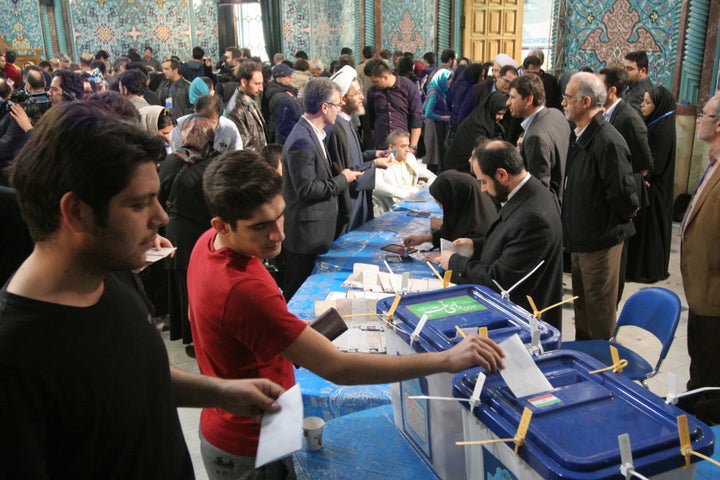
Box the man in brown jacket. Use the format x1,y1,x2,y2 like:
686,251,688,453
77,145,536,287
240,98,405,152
679,92,720,425
226,61,267,152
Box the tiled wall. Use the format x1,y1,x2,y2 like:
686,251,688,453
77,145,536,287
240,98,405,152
280,0,435,64
0,0,682,88
1,0,44,57
381,1,436,58
281,0,356,65
70,0,218,63
559,0,679,88
1,0,217,63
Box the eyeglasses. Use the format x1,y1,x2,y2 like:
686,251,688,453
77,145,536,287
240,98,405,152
325,102,342,109
697,113,720,121
562,93,580,102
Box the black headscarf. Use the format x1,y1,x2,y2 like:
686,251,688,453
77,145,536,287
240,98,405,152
429,170,498,243
644,86,675,126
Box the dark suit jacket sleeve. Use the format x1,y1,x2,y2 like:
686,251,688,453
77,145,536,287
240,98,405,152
522,134,553,191
615,104,653,173
285,137,348,201
448,212,552,293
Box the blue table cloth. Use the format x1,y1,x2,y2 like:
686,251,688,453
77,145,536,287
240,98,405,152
295,367,392,421
313,210,439,276
287,271,349,321
294,405,440,480
288,272,392,421
392,187,443,215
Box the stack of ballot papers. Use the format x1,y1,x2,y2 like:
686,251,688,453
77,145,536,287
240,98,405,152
314,291,390,354
341,263,450,293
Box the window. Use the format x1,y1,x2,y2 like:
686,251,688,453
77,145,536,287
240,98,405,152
234,2,268,62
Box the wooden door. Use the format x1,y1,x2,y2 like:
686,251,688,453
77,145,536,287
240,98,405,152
462,0,523,64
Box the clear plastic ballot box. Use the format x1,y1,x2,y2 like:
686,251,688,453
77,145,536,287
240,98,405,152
453,349,715,480
377,285,561,480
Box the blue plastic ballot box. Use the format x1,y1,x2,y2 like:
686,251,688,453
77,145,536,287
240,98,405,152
376,284,561,354
377,285,561,480
453,349,715,480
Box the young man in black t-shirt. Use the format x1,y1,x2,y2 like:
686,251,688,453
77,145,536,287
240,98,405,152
0,102,285,478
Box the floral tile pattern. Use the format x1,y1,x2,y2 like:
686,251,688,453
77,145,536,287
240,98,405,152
1,0,44,57
561,0,678,88
282,0,356,64
382,1,435,58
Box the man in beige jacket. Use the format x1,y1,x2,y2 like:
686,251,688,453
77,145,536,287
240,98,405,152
679,92,720,425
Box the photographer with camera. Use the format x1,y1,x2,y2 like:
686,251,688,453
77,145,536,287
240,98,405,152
0,66,51,183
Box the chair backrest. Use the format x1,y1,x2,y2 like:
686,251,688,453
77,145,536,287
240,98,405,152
614,287,682,362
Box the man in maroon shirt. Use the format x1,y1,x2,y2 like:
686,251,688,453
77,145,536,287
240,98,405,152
364,59,425,151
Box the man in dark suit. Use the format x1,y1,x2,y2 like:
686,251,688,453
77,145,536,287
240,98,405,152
432,140,563,330
507,74,570,203
600,67,652,178
600,67,652,300
282,78,363,300
623,50,653,112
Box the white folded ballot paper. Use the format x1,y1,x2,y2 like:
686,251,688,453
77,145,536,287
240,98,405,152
498,334,553,398
255,384,303,468
144,246,176,263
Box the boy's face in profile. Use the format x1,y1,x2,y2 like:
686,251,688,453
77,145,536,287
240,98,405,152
218,194,285,259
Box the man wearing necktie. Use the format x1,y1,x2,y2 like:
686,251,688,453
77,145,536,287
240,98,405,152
281,78,363,301
678,93,720,425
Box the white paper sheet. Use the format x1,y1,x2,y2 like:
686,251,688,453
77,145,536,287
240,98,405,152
440,238,473,258
255,384,303,468
498,334,553,398
144,246,176,263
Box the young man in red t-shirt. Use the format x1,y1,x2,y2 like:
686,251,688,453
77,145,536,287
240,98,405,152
187,150,505,479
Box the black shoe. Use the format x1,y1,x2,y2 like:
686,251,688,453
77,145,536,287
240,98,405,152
185,345,196,358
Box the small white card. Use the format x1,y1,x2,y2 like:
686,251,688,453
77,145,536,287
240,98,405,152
144,246,176,263
498,334,553,398
255,384,303,468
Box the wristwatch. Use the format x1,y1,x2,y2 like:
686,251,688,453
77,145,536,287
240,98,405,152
409,145,417,150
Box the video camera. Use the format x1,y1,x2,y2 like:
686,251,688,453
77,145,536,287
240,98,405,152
2,89,52,119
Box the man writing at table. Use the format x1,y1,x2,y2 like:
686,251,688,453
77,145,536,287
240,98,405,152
187,150,506,480
428,140,564,330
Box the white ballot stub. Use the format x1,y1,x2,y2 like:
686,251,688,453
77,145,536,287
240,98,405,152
499,334,553,398
255,384,303,468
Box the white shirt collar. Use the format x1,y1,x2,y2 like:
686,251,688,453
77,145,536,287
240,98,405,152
302,115,326,141
520,106,544,131
603,98,621,121
505,172,531,203
338,111,351,122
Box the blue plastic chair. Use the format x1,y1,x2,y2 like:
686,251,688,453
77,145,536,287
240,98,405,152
563,287,682,387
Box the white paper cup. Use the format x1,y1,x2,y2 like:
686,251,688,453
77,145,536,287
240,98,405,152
302,416,325,451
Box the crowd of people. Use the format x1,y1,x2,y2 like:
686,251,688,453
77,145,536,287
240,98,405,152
1,40,719,478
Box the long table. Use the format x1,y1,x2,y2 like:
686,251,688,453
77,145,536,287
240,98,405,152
312,209,439,275
290,198,442,422
392,187,443,215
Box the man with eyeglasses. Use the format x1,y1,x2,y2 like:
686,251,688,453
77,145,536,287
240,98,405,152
677,93,720,425
327,66,394,235
561,72,639,341
281,78,363,300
